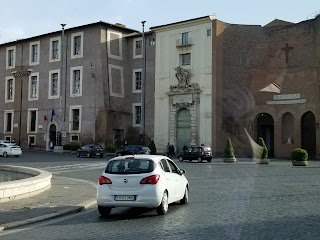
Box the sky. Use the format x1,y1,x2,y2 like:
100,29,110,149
0,0,319,44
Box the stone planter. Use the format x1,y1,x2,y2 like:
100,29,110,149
256,158,270,164
292,160,308,166
223,158,237,163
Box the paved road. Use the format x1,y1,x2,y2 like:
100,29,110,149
1,152,320,239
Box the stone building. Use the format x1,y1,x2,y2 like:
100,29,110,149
151,16,215,153
152,15,320,159
213,16,320,159
0,22,155,150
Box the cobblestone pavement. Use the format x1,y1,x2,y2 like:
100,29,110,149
2,155,320,239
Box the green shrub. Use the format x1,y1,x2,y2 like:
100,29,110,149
63,144,72,150
258,137,268,159
71,144,81,151
224,138,235,159
105,145,116,153
148,140,157,154
291,148,308,161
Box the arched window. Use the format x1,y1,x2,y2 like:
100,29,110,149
281,112,294,144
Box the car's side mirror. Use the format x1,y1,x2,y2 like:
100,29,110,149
179,169,186,175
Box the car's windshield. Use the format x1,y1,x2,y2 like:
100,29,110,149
105,159,156,174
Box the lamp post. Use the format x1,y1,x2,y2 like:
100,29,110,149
58,23,66,147
90,63,96,143
140,20,146,145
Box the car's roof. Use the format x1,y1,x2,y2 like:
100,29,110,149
110,154,169,163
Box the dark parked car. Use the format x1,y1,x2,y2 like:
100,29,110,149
77,144,104,158
178,146,212,162
116,145,151,156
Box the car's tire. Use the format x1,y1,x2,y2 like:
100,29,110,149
180,187,189,204
100,154,103,158
14,155,19,157
117,153,122,157
77,152,80,158
197,157,203,163
98,206,112,217
178,156,183,162
207,158,212,163
86,152,91,158
3,152,8,157
156,191,169,215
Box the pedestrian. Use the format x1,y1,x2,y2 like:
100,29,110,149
166,143,170,157
171,145,175,157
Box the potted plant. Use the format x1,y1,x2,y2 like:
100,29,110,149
223,138,236,163
291,148,308,166
256,137,270,164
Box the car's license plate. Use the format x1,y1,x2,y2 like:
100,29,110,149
114,195,136,201
96,153,100,155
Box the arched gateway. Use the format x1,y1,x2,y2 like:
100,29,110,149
256,113,274,157
301,111,316,159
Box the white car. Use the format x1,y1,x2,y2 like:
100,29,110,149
97,155,189,217
0,143,22,157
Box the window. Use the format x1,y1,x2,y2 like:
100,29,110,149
28,135,36,145
136,40,142,49
49,37,61,62
5,77,15,103
28,73,39,101
149,38,155,46
71,32,83,58
4,110,14,133
49,70,60,99
70,134,79,142
27,109,38,133
133,38,142,59
5,136,12,142
182,32,188,45
6,46,16,69
132,69,142,93
132,103,141,127
72,109,79,131
180,53,191,66
167,160,179,174
70,66,82,97
29,41,40,65
69,106,82,133
207,29,212,36
160,159,171,172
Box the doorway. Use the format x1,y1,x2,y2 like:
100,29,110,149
256,113,274,157
176,108,191,153
301,111,316,159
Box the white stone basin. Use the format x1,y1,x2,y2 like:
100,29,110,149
0,165,52,203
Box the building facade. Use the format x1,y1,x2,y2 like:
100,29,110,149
213,16,320,158
151,16,214,153
0,22,155,150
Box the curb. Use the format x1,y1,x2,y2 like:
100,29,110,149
0,198,96,232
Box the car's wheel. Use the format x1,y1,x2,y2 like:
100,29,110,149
117,153,122,157
98,206,112,217
207,158,212,163
100,154,103,158
77,152,80,158
178,156,183,162
197,157,203,163
156,191,169,215
14,155,19,157
180,187,189,204
3,152,8,157
86,152,91,158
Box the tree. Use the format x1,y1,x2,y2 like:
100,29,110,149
224,138,235,159
258,137,268,159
